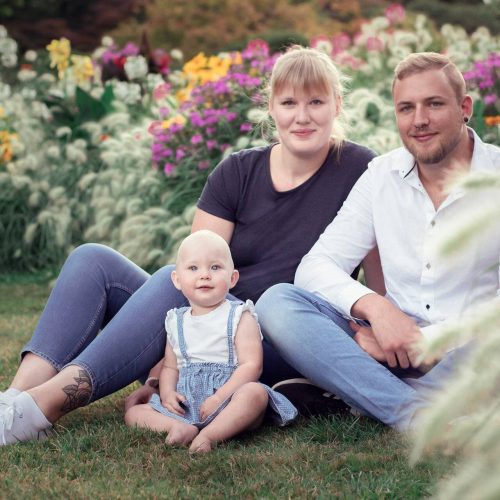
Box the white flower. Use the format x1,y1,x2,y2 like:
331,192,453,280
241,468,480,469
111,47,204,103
170,49,183,61
1,52,17,68
65,143,87,164
39,73,57,84
24,50,37,62
46,145,61,160
0,37,17,54
20,87,36,99
124,55,149,80
112,81,142,105
101,36,114,47
0,25,7,38
56,127,72,139
17,69,36,81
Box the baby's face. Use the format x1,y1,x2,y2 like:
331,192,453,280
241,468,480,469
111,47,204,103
173,238,238,313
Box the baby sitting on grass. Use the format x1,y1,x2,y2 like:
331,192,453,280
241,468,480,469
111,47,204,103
124,230,297,453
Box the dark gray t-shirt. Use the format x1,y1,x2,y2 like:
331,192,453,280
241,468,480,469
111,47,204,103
197,141,376,303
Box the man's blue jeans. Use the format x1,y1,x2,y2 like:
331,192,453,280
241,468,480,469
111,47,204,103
256,283,464,431
22,244,300,403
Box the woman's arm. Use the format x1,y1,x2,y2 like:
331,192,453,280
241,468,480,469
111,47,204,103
191,208,235,243
362,247,386,296
199,311,262,419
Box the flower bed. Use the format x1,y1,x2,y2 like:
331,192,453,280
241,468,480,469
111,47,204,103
1,5,499,271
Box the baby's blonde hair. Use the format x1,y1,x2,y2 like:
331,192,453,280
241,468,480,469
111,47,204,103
176,230,234,268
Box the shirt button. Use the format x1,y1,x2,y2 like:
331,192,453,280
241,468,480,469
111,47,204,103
426,263,431,269
426,304,430,310
430,221,436,227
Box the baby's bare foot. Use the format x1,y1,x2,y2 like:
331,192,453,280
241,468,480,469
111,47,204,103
189,435,213,454
166,422,199,446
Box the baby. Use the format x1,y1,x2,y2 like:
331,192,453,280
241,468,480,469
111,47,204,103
124,230,296,452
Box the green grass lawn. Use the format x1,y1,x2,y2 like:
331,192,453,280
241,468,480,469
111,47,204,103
0,276,453,498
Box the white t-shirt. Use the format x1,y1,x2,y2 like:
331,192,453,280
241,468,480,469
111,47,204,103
165,300,261,367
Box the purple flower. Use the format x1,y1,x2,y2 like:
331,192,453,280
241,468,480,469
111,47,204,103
484,94,497,105
191,134,203,145
206,139,218,150
176,148,186,161
240,123,252,132
198,160,210,170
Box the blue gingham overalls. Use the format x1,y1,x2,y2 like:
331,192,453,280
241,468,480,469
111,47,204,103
149,302,297,429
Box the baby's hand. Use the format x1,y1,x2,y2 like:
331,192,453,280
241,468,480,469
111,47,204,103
161,390,186,416
199,394,223,421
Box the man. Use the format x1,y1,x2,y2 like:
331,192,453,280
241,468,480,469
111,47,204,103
257,52,500,431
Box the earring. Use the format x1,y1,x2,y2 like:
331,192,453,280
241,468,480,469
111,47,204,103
464,116,469,123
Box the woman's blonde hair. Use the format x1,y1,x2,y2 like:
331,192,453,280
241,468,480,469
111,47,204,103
262,45,347,146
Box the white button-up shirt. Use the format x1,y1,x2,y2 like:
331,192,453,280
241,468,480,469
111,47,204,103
295,130,500,342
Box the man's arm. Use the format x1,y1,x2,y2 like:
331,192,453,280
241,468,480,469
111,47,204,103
295,167,422,368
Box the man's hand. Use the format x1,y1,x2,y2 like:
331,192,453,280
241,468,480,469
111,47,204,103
352,294,423,368
350,322,386,362
161,390,186,416
124,384,156,412
199,394,223,421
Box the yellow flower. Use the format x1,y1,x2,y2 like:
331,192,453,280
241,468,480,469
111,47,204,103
0,106,5,119
46,38,71,79
71,55,94,84
0,130,18,163
182,52,234,86
161,115,187,129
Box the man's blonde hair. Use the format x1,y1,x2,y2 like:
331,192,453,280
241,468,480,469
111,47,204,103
392,52,466,103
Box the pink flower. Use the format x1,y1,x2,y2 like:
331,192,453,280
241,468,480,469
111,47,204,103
240,123,252,132
153,83,171,101
198,160,210,170
366,36,385,52
385,3,405,24
332,33,351,55
163,162,175,175
176,148,186,161
148,120,163,135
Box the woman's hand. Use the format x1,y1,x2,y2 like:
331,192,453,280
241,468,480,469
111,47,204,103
124,384,157,412
199,394,223,421
161,390,186,416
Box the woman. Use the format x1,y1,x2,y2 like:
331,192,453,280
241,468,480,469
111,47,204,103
0,46,382,445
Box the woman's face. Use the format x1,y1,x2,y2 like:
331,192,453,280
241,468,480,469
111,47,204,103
269,85,339,160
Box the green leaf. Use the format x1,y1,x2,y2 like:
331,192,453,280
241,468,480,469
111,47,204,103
75,87,106,124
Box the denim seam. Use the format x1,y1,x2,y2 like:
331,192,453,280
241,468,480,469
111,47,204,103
20,348,64,372
62,290,107,364
106,281,137,296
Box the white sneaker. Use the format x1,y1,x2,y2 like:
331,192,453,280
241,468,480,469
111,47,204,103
0,393,52,446
0,389,20,416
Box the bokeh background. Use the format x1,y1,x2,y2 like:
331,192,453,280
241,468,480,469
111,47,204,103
1,0,499,273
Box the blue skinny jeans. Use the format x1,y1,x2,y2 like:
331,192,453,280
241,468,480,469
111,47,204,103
256,283,466,431
22,244,299,403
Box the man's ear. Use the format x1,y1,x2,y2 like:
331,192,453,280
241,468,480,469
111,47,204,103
171,270,182,291
230,269,239,289
461,94,473,119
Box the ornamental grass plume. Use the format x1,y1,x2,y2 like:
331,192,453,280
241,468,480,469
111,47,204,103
412,170,500,500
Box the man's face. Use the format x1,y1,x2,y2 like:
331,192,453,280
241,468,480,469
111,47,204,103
393,68,471,166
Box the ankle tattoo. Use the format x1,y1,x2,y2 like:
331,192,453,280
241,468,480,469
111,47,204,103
60,370,92,413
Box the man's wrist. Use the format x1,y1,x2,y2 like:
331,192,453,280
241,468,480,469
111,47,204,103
145,376,160,389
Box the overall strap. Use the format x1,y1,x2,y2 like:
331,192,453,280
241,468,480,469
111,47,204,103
226,301,241,366
175,306,191,364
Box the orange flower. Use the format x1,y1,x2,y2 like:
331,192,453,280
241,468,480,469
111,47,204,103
484,115,500,127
